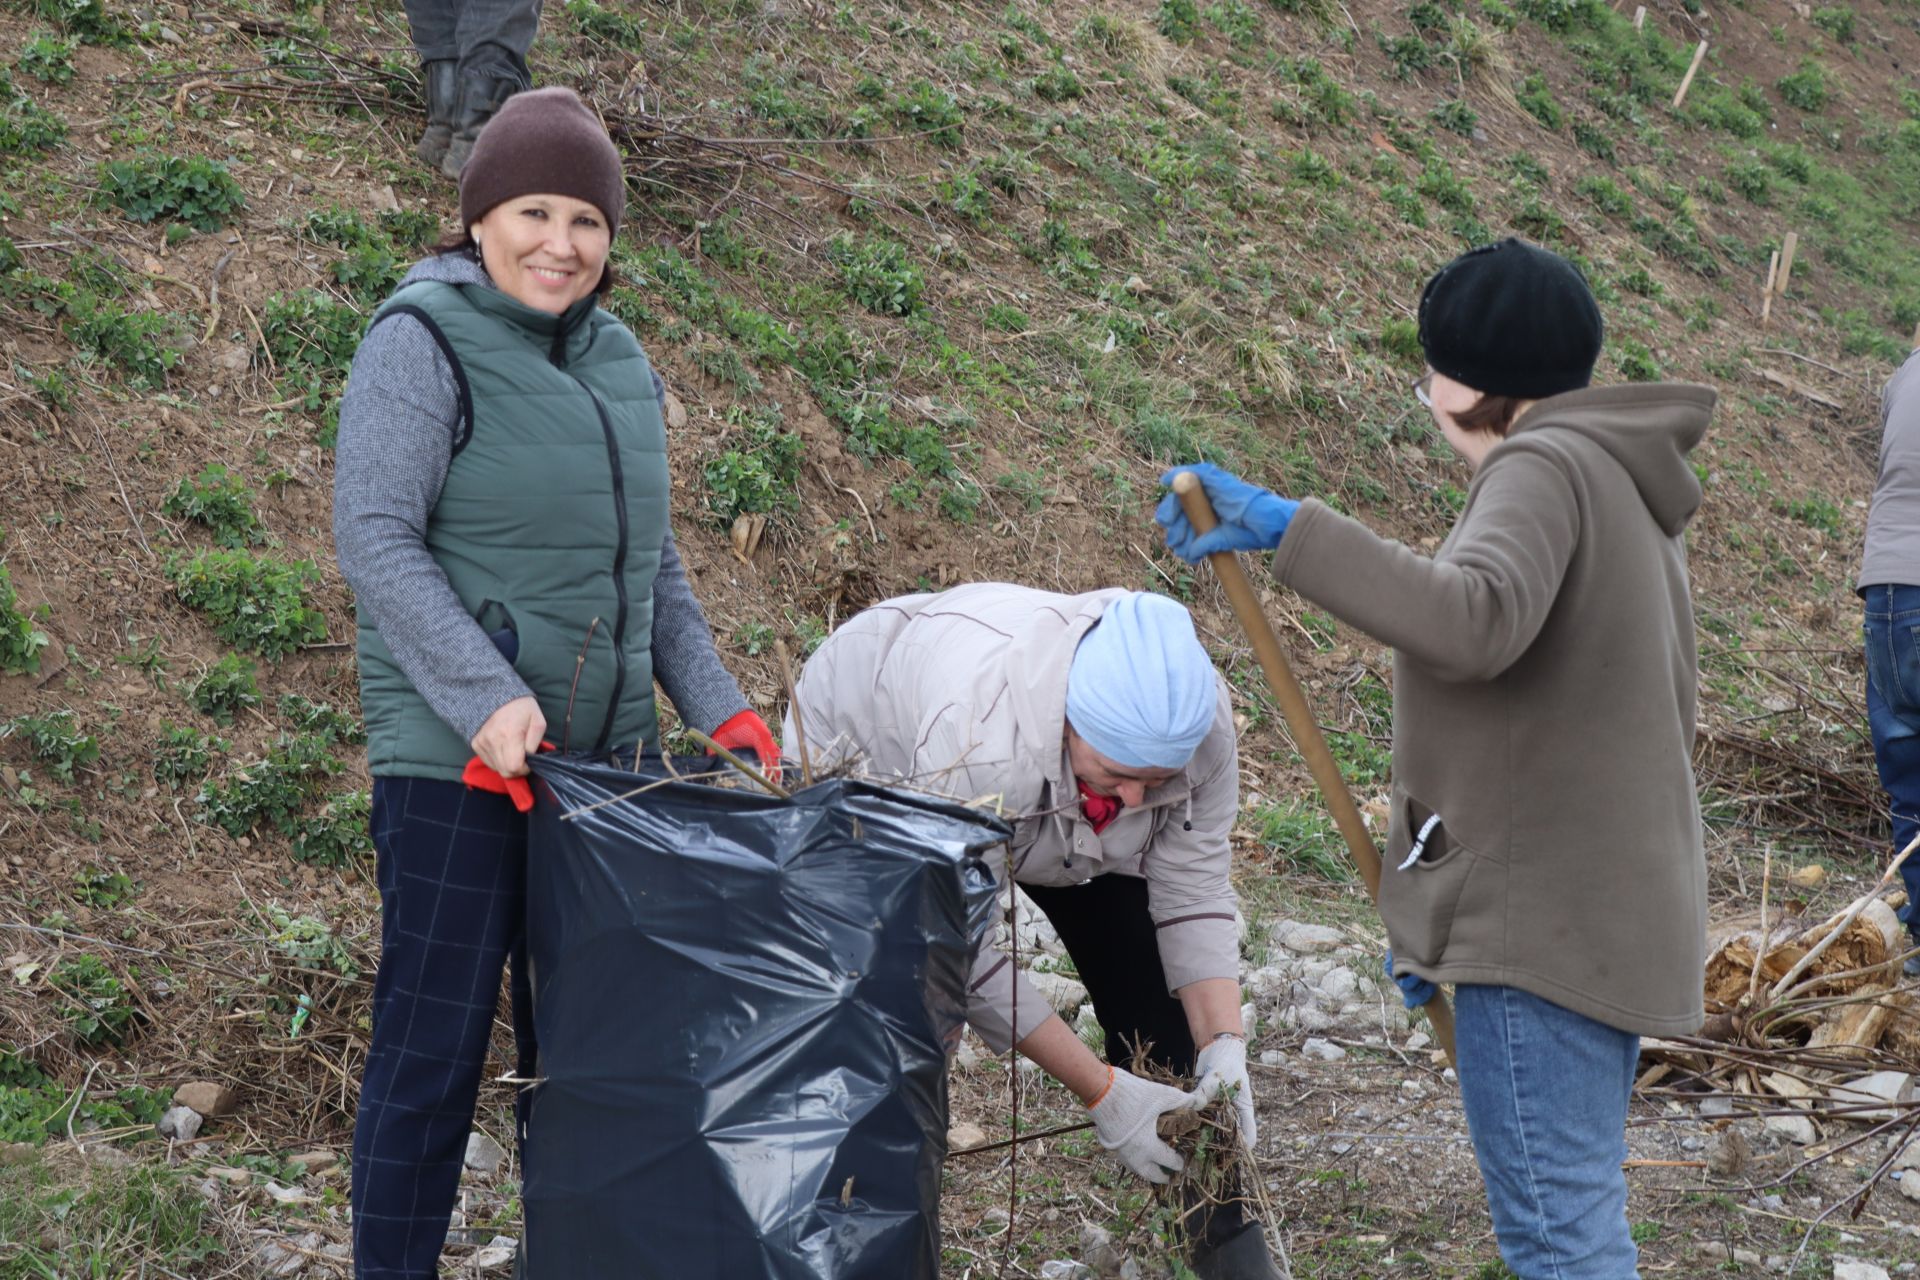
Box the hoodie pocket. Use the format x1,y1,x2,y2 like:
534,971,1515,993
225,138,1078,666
1378,787,1477,967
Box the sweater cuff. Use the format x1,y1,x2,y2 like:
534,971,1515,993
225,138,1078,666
1268,497,1334,588
447,672,537,745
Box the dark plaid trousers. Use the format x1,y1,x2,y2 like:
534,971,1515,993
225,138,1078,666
352,776,536,1280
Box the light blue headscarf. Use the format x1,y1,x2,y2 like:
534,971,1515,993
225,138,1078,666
1065,593,1216,768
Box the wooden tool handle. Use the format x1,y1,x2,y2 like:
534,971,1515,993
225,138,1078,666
1169,472,1458,1068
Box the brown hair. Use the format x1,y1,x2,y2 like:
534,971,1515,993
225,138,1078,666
428,232,617,298
1451,394,1528,438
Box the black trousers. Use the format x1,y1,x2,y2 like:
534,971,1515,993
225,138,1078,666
1021,874,1197,1075
1021,873,1253,1254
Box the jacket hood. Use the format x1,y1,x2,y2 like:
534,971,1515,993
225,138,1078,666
401,251,492,289
1506,383,1715,536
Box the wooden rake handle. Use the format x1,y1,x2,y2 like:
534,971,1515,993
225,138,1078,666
1170,472,1458,1070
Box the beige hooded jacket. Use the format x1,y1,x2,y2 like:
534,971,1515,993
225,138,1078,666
785,583,1240,1052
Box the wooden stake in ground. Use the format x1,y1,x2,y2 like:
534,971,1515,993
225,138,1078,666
1776,231,1800,298
1633,5,1646,29
1170,472,1458,1070
1671,40,1709,108
1762,250,1780,325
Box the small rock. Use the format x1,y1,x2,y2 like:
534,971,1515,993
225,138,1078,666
1316,966,1360,1005
263,1181,312,1205
464,1131,508,1175
156,1106,203,1142
947,1123,987,1151
1895,1139,1920,1171
1834,1262,1891,1280
662,390,689,430
1789,864,1828,889
1038,1262,1093,1280
257,1241,304,1278
1764,1114,1817,1145
1281,1005,1337,1034
1118,1260,1145,1280
173,1081,238,1118
953,1038,981,1070
1758,1193,1786,1213
1301,1037,1347,1062
1832,1072,1913,1120
213,345,251,373
1404,1031,1430,1052
1123,275,1147,294
1273,921,1346,954
208,1166,253,1185
1028,970,1089,1016
1258,1049,1283,1067
1707,1127,1751,1178
1699,1095,1735,1119
1080,1222,1123,1276
473,1237,517,1269
1899,1171,1920,1203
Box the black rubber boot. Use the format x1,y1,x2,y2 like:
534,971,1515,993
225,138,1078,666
1189,1221,1286,1280
415,59,458,168
441,73,520,179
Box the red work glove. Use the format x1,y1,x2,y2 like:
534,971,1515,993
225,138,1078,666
709,709,780,783
462,741,554,813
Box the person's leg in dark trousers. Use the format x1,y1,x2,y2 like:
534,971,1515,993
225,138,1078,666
1023,875,1272,1277
1022,875,1195,1075
442,0,545,175
1864,585,1920,966
398,0,460,166
351,777,534,1280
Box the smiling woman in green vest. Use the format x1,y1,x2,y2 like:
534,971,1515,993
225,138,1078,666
331,87,778,1280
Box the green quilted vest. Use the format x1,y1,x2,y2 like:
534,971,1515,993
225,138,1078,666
355,279,669,780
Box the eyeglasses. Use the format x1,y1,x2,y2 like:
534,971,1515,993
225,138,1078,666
1412,372,1434,409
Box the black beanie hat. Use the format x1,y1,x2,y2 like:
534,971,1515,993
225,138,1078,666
1417,238,1604,400
459,87,626,237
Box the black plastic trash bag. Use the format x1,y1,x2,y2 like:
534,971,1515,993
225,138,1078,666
519,753,1005,1280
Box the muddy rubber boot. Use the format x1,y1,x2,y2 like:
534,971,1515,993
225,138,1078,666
415,59,458,168
1189,1221,1286,1280
441,74,520,179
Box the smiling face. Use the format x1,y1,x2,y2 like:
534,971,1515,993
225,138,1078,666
470,193,611,314
1065,724,1183,809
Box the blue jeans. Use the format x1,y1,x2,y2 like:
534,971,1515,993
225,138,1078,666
1864,585,1920,932
1455,985,1641,1280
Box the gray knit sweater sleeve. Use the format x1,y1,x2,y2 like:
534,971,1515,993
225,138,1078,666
332,262,751,743
333,312,532,743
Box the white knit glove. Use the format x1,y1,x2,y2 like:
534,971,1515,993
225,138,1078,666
1192,1033,1256,1148
1087,1066,1201,1184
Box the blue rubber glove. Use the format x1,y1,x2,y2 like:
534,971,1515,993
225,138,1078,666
1154,463,1300,564
1383,951,1437,1010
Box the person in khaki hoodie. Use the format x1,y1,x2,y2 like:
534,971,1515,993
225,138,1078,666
787,585,1283,1280
1157,239,1713,1280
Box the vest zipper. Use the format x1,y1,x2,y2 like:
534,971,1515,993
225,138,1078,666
574,380,629,754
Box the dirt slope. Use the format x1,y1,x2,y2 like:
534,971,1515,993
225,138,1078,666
1,0,1917,1273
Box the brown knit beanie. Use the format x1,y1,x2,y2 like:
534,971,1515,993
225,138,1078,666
458,87,627,237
